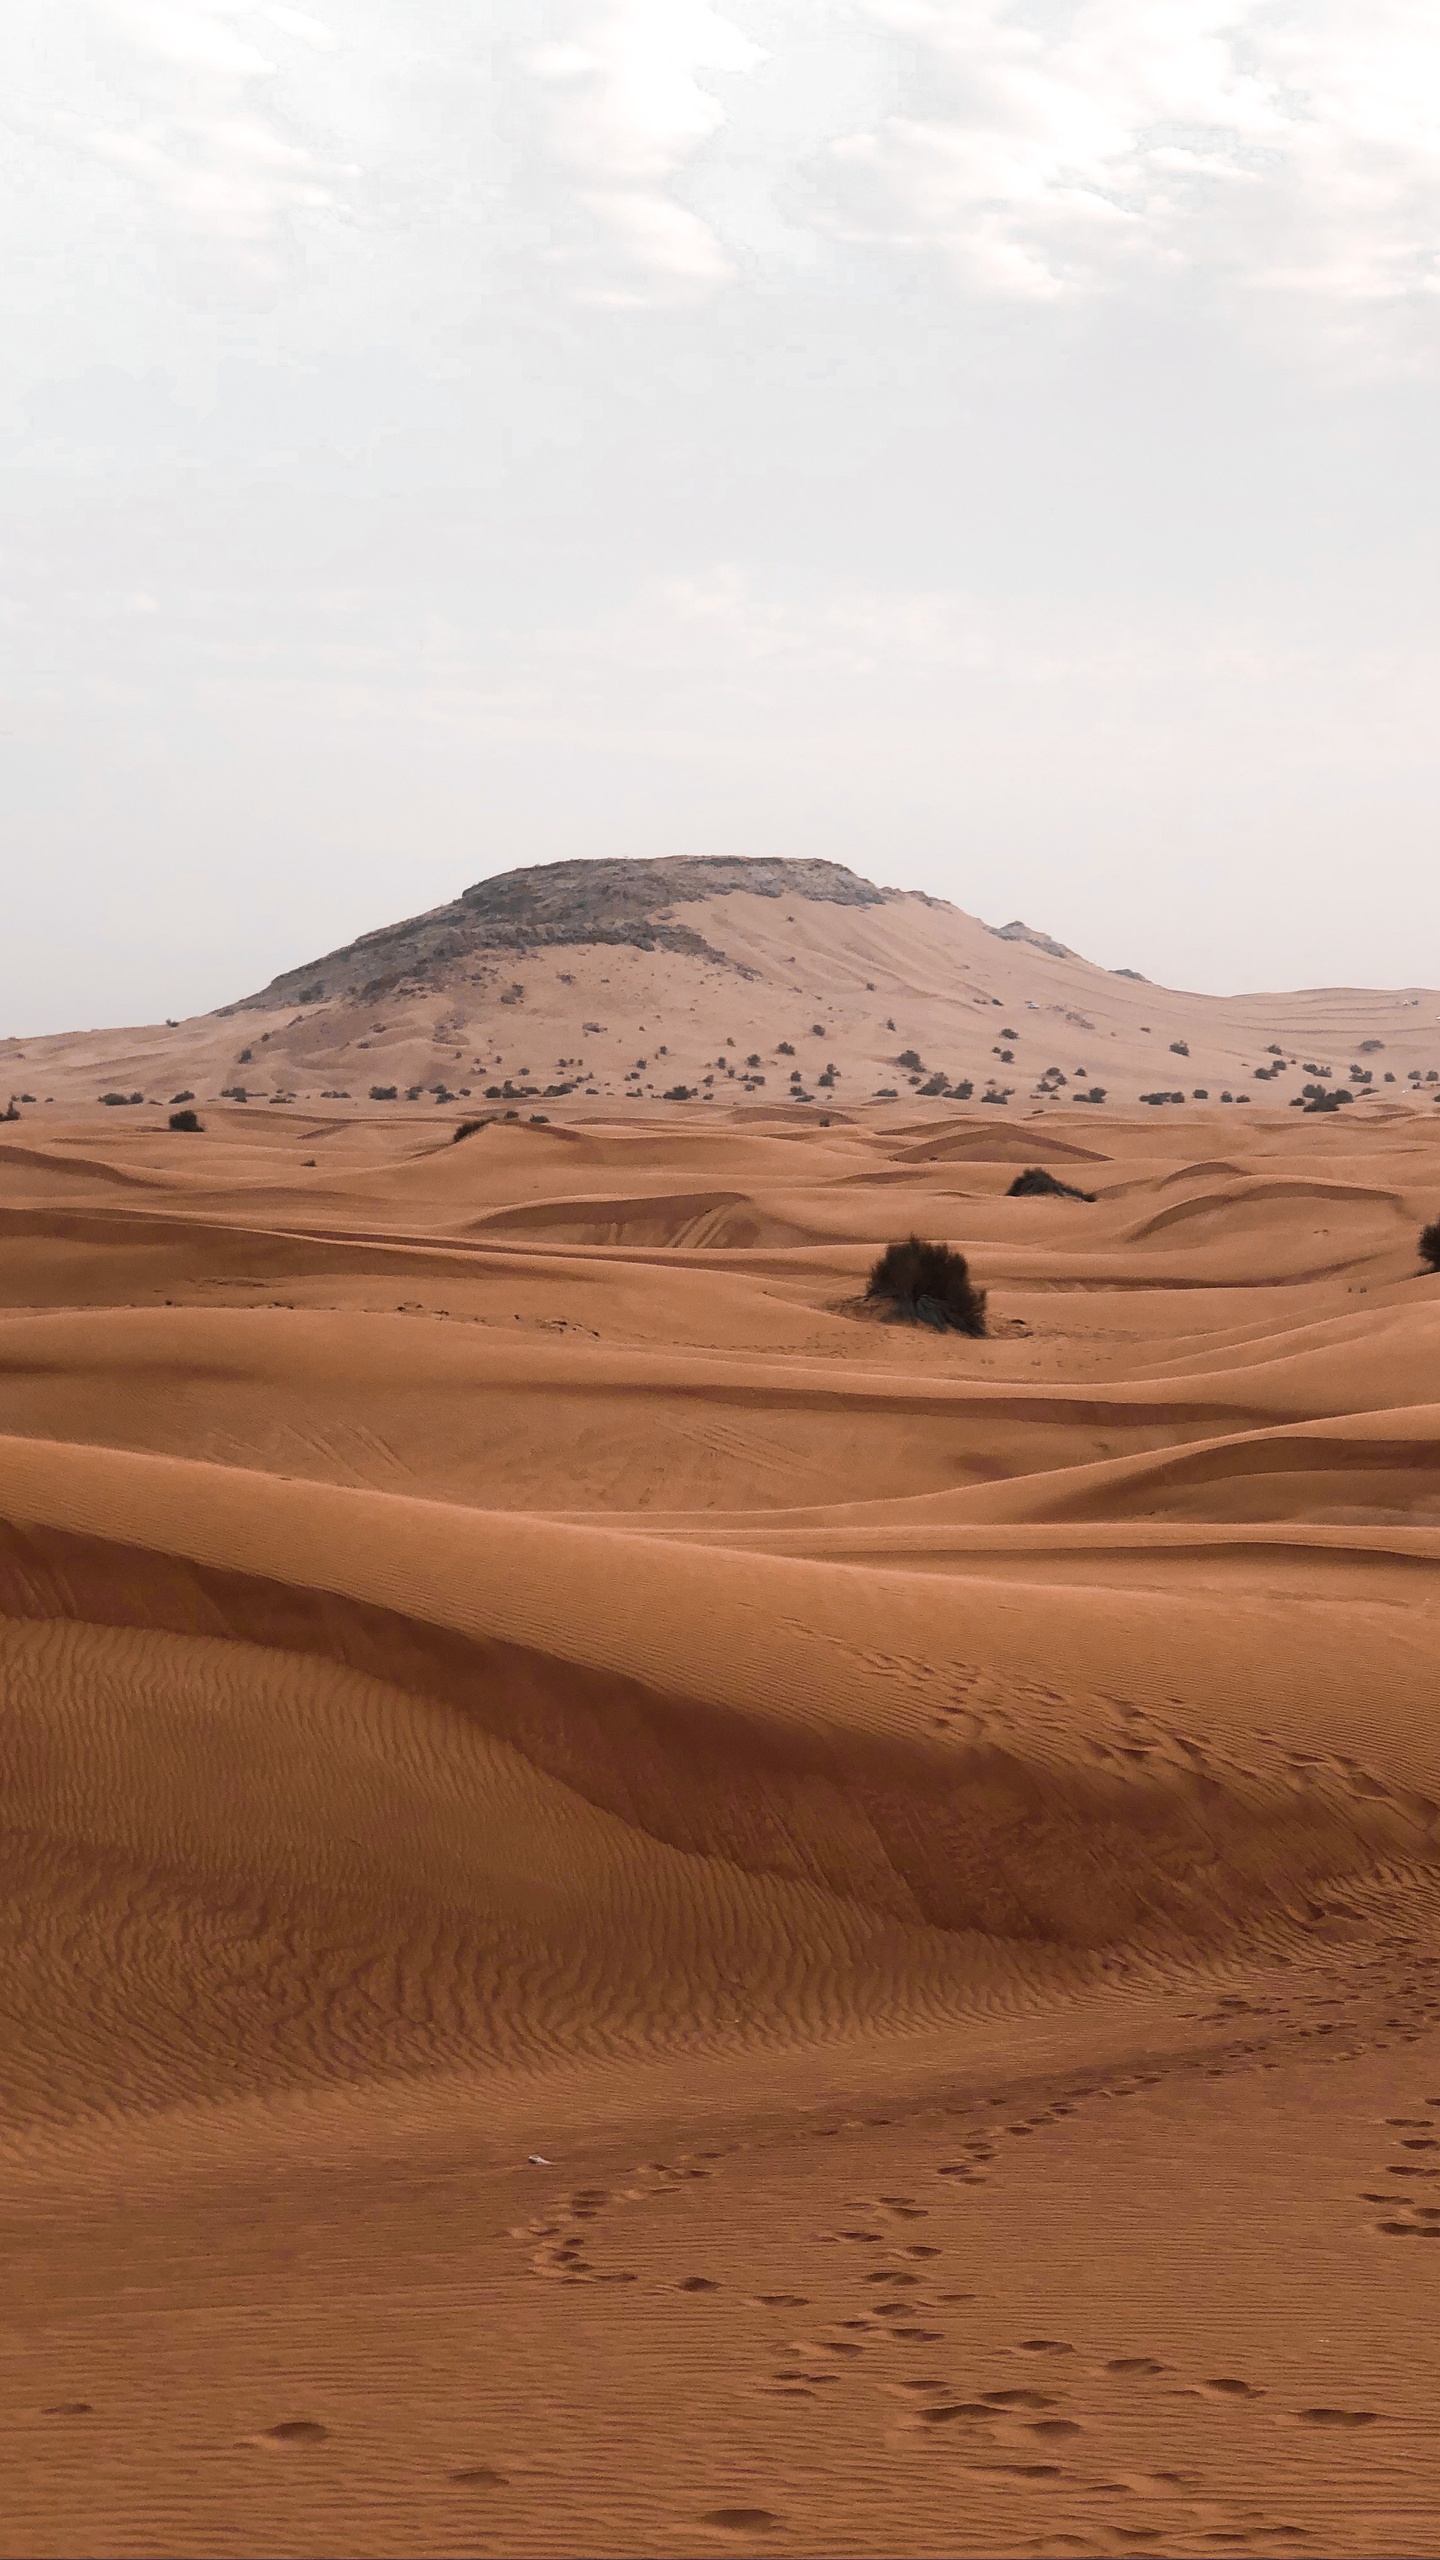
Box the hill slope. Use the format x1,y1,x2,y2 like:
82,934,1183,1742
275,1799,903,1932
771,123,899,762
4,854,1438,1117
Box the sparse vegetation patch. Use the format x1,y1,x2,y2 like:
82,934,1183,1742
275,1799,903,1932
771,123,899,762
1006,1167,1095,1201
866,1236,988,1336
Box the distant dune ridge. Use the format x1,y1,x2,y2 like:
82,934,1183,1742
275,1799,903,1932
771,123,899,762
5,852,1440,1117
4,866,1440,2556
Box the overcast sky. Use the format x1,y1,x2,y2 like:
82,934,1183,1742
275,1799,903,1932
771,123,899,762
5,2,1440,1032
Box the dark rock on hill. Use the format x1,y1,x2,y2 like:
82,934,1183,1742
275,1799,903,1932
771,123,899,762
238,856,890,1011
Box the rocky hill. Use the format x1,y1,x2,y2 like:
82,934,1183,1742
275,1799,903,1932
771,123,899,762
242,857,897,1011
5,855,1438,1119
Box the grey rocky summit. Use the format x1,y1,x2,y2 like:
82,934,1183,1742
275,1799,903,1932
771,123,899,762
238,855,891,1011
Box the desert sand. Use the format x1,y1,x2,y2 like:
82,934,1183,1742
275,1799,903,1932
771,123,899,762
5,878,1440,2559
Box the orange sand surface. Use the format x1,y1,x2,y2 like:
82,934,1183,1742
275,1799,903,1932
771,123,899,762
4,1096,1440,2558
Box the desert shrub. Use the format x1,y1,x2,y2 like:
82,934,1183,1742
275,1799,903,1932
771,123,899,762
919,1072,949,1097
873,1086,898,1099
777,1041,795,1056
663,1084,695,1100
866,1236,988,1336
896,1048,924,1072
369,1084,398,1100
1193,1087,1209,1099
169,1089,195,1104
1074,1086,1106,1104
1420,1222,1440,1273
452,1119,484,1142
1007,1167,1095,1201
951,1078,974,1100
101,1090,142,1106
1,1099,18,1122
811,1022,825,1036
1359,1039,1383,1053
237,1047,253,1063
168,1108,202,1132
1169,1040,1189,1056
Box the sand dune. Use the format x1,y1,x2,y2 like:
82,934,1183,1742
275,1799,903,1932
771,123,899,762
4,1087,1440,2558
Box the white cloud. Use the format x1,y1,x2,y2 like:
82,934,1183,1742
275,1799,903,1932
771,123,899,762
54,2,348,305
526,0,768,295
816,0,1440,325
5,1,1438,342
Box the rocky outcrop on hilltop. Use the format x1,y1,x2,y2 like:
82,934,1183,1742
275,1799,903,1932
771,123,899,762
236,856,890,1012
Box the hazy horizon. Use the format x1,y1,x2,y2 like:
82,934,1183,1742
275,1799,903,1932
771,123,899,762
6,2,1440,1037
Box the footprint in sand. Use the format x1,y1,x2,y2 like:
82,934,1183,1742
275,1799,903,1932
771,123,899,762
1294,2406,1380,2428
1375,2204,1440,2236
249,2421,330,2449
914,2401,993,2427
973,2460,1064,2479
700,2507,784,2535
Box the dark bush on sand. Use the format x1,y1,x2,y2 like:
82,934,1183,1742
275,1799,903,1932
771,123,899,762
1420,1221,1440,1275
866,1235,987,1336
168,1108,203,1133
1006,1166,1095,1202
